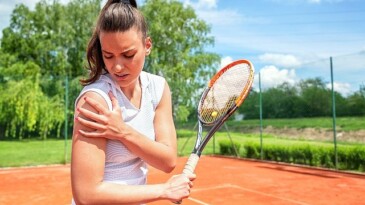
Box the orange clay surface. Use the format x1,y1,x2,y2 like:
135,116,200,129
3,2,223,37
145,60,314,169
1,156,365,205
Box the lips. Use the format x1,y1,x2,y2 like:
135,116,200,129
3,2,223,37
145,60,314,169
114,73,129,81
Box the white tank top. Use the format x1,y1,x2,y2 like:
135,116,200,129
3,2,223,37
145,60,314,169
75,71,165,185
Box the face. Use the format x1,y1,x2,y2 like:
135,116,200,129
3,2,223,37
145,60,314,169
99,27,152,89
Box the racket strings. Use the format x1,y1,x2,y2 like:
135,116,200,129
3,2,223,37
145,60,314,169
199,63,252,124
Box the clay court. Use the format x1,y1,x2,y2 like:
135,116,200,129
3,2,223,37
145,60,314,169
1,156,364,205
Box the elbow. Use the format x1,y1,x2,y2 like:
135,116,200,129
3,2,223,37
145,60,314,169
73,192,99,205
163,164,175,173
73,192,93,205
72,186,99,205
73,196,89,205
162,156,177,173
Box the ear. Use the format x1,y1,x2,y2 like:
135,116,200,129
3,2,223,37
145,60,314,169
145,37,152,56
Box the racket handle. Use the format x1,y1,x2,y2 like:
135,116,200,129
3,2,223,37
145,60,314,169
182,153,200,174
174,153,200,204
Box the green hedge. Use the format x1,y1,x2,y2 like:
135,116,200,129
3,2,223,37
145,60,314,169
219,139,241,156
176,130,195,138
220,140,365,172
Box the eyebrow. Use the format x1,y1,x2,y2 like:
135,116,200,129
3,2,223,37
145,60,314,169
102,48,136,55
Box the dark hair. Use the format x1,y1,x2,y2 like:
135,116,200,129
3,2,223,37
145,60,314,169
81,0,148,85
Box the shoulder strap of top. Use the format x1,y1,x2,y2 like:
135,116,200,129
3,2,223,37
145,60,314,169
75,75,115,111
142,71,165,110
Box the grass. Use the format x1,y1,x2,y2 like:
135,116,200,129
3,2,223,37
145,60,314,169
0,139,72,167
177,130,342,156
0,133,362,168
1,116,364,168
223,116,365,131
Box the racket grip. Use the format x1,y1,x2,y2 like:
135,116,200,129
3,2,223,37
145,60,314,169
182,153,200,174
174,154,200,204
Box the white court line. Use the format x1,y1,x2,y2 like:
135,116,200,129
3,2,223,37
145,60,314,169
192,184,310,205
188,197,210,205
230,184,310,205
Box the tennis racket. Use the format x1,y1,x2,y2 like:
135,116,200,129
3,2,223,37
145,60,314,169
175,59,254,204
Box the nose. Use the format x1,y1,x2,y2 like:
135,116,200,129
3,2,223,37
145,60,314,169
113,58,124,73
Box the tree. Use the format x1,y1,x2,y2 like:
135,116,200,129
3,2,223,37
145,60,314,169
298,78,331,117
238,90,260,119
0,0,100,139
347,91,365,116
0,0,220,138
1,0,101,78
141,0,221,122
276,82,305,118
0,61,64,139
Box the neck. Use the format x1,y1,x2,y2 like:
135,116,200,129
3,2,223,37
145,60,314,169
120,77,142,108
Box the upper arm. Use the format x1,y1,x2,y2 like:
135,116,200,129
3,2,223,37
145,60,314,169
153,81,177,151
71,91,108,200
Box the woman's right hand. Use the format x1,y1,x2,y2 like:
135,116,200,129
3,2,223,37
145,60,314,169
76,91,127,141
162,173,196,202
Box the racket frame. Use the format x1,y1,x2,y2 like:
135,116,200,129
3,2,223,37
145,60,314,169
176,59,254,204
193,59,254,156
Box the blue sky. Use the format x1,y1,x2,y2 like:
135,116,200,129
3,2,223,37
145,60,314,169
1,0,365,95
184,0,365,96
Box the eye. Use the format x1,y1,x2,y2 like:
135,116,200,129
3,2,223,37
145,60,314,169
103,55,113,59
124,54,135,59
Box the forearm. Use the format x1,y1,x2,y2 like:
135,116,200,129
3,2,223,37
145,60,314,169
73,173,194,205
71,133,171,204
74,182,167,205
121,125,177,173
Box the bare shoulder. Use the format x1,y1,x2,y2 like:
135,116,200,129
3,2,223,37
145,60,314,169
75,91,109,110
72,91,108,145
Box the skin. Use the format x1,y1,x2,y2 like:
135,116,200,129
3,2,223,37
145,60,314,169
71,27,195,204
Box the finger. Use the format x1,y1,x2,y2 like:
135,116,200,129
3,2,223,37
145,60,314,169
78,129,105,138
187,174,196,181
177,174,190,183
78,107,107,124
84,96,108,114
76,116,106,130
108,91,119,110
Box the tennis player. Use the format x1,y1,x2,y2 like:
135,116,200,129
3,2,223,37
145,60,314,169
71,0,195,204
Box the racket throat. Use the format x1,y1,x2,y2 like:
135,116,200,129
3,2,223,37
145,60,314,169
192,122,204,156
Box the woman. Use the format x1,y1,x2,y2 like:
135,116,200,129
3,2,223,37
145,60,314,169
71,0,195,204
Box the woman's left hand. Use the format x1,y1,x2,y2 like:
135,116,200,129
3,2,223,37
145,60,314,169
76,91,126,140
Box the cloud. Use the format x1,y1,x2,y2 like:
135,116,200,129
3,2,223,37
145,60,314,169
183,0,217,10
183,0,242,26
258,53,302,68
220,56,233,68
255,65,297,89
326,82,352,96
255,64,353,96
196,0,217,9
197,9,243,26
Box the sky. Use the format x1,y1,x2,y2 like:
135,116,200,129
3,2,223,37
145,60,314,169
1,0,365,95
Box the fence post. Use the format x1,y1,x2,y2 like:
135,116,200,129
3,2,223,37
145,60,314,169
64,75,69,164
259,72,263,160
330,57,338,169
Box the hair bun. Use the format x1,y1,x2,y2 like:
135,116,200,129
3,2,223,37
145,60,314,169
120,0,137,8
